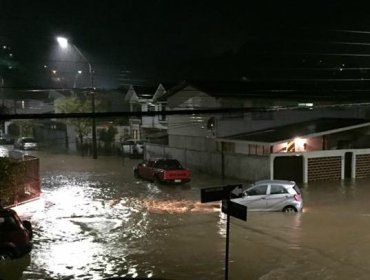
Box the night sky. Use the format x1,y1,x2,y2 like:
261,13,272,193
1,1,370,88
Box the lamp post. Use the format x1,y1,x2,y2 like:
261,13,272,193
56,36,98,159
73,70,82,89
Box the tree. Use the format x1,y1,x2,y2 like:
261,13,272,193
8,120,35,138
55,93,107,148
99,125,118,154
55,95,92,146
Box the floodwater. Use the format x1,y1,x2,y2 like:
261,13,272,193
2,152,370,279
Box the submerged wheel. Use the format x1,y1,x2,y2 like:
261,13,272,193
282,206,297,213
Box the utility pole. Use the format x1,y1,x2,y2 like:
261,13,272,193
89,62,97,159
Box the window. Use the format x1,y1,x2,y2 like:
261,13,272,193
247,185,268,196
270,185,288,194
148,104,156,112
158,103,166,121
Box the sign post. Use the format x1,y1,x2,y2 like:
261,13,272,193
200,184,247,280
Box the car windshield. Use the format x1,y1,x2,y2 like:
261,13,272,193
155,160,183,170
22,138,36,143
1,2,370,280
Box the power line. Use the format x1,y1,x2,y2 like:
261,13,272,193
2,102,370,121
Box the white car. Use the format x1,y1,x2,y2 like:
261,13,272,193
0,146,9,157
14,137,38,150
232,180,303,212
121,140,144,158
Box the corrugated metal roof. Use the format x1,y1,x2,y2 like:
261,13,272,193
217,118,370,145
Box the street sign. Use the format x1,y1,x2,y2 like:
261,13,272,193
201,186,226,203
200,183,246,280
200,184,242,203
222,200,247,221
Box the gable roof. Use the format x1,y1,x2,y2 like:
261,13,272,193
132,85,158,99
217,118,370,145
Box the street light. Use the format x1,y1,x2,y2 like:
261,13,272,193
56,36,97,159
56,37,68,49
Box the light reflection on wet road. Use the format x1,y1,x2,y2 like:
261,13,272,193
2,152,370,279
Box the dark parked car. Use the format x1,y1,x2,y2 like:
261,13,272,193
14,137,38,150
0,207,33,258
134,159,191,184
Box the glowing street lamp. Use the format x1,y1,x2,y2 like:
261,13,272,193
56,37,68,49
56,36,97,159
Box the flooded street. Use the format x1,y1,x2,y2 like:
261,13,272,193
2,152,370,279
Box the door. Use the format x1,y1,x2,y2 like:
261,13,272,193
274,156,303,182
265,184,290,211
233,184,268,211
140,161,153,179
345,152,352,179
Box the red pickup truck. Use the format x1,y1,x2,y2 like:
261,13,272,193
134,159,191,184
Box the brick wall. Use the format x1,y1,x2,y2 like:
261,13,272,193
356,154,370,178
308,157,341,181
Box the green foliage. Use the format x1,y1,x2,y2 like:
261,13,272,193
55,95,99,143
99,125,117,146
8,120,35,138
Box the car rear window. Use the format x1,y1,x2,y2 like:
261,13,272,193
23,138,36,143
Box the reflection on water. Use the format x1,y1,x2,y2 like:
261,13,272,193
5,154,370,279
24,178,153,279
3,170,222,280
141,199,219,214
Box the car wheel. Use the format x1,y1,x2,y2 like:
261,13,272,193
282,206,297,213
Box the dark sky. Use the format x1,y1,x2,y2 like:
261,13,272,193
2,1,370,88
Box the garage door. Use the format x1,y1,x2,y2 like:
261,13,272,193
273,156,303,183
356,154,370,178
308,156,341,181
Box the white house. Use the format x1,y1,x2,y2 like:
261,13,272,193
124,83,173,143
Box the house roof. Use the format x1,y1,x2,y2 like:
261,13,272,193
217,118,370,145
133,85,158,99
159,80,370,102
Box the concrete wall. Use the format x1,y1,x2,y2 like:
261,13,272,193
146,143,269,181
169,135,217,152
147,142,370,183
223,154,270,181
